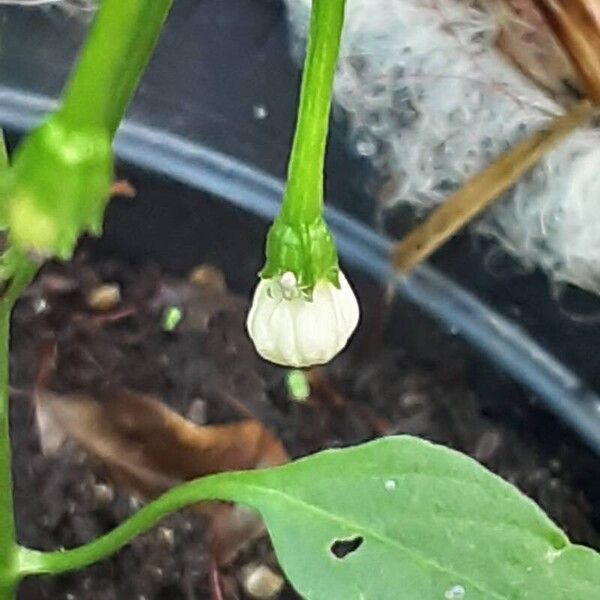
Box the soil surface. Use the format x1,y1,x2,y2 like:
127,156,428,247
9,246,600,599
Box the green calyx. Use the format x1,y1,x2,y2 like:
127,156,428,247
257,0,346,294
260,216,339,291
1,115,112,260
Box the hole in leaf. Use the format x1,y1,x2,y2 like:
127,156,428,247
330,536,364,559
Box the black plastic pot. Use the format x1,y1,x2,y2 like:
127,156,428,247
2,0,600,456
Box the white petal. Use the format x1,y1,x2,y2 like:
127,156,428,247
246,270,360,367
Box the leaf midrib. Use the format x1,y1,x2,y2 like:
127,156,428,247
239,481,521,600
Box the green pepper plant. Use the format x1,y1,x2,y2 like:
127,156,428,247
0,1,600,599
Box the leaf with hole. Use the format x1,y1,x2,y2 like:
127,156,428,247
226,436,600,600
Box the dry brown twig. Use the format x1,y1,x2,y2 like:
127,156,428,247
496,0,583,97
533,0,600,102
393,99,595,273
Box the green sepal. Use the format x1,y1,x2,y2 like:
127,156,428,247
260,215,340,291
1,115,113,260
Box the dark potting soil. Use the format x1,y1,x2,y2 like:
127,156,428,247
8,247,600,600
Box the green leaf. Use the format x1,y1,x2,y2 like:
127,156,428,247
20,436,600,599
230,436,600,600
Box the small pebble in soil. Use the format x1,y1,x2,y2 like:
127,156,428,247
156,526,176,549
187,398,208,425
87,283,121,311
92,482,114,506
549,458,562,473
129,496,143,511
189,264,227,291
474,429,502,462
241,563,284,600
33,297,49,314
444,584,465,599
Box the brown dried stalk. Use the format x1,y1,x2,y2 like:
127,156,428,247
35,387,288,497
392,99,594,273
497,0,583,99
392,0,600,274
533,0,600,103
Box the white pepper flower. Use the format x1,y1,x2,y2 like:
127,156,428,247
247,270,360,367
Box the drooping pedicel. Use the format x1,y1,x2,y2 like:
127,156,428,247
248,0,360,367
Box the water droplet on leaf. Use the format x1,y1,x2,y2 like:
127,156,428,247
384,479,397,491
444,584,465,599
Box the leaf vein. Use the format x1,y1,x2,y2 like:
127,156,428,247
242,482,515,600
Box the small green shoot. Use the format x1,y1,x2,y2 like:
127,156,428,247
286,369,311,402
162,306,183,332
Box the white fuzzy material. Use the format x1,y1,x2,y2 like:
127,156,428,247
286,0,600,295
0,0,95,11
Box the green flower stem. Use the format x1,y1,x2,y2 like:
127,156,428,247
61,0,172,139
18,471,257,578
0,259,39,600
259,0,347,288
280,0,346,224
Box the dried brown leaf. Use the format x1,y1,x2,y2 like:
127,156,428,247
34,386,289,563
35,387,288,496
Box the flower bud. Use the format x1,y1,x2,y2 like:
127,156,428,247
247,269,359,367
2,116,112,260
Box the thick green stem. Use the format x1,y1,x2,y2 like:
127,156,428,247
0,260,38,600
0,3,172,597
61,0,172,139
0,127,35,600
18,471,258,577
280,0,346,224
0,582,15,600
0,308,17,599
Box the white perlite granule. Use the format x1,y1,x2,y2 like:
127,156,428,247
286,0,600,295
